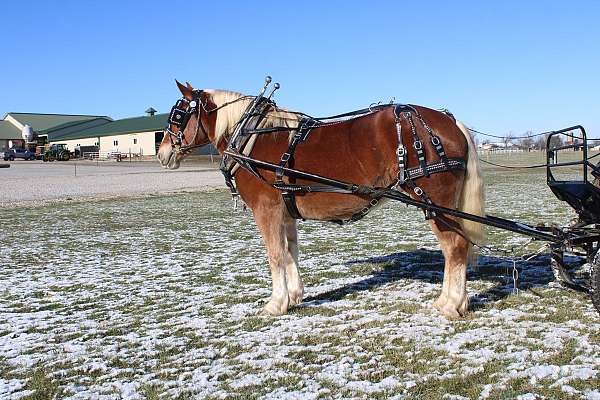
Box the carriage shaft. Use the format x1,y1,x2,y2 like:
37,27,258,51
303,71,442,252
225,151,566,244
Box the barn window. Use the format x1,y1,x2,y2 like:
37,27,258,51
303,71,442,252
113,140,118,146
133,138,137,144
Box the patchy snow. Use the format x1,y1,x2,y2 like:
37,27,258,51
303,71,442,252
1,161,599,398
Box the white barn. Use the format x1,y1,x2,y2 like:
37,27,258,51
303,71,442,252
48,111,218,157
49,113,168,156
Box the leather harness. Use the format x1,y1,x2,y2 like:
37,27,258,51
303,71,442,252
166,90,465,224
220,103,464,223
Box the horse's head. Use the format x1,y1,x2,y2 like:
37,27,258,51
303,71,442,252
157,81,212,169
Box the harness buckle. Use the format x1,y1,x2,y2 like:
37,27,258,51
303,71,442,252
397,169,406,183
431,136,441,146
413,140,423,150
414,186,424,196
281,152,291,163
396,146,406,157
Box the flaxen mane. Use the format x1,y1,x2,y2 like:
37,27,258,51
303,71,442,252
206,90,300,143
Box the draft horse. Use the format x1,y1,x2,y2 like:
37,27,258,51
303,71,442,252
157,81,485,318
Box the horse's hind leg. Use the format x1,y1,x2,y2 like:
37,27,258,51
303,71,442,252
429,219,470,318
254,206,290,316
284,218,304,307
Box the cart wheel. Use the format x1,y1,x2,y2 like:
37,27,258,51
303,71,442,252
591,252,600,315
551,249,589,292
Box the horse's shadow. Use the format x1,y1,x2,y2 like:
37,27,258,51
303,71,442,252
303,248,583,309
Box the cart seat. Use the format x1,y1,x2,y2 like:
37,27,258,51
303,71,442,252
549,181,600,224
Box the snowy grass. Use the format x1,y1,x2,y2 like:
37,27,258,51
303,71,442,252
1,156,600,399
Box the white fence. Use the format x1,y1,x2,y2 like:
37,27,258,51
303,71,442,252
477,148,525,155
82,151,143,161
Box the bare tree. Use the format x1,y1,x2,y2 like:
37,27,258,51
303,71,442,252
519,131,535,150
504,133,514,149
535,135,547,150
548,134,563,150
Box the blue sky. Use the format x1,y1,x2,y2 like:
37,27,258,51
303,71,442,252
1,1,599,137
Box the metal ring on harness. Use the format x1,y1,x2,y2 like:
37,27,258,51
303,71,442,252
396,146,406,156
397,170,406,181
414,186,424,196
431,136,441,146
413,140,423,150
368,102,382,112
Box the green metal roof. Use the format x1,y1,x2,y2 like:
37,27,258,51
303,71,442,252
4,112,110,132
40,117,113,134
51,113,168,141
41,117,114,141
0,120,21,140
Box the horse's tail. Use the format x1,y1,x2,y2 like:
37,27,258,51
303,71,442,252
455,120,486,262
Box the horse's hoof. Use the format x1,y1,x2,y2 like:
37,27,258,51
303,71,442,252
439,305,462,319
258,308,275,316
288,290,304,307
260,299,288,316
433,295,448,311
434,300,468,319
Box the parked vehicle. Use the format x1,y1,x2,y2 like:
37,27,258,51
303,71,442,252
43,144,71,162
74,145,99,158
1,148,36,161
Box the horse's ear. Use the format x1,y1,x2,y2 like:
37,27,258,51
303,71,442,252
175,79,193,100
185,81,193,90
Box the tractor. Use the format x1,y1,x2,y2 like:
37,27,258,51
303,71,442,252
43,144,71,162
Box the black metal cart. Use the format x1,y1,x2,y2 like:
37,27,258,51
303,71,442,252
544,126,600,308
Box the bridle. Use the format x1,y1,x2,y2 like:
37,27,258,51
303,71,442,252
165,90,209,154
165,91,256,155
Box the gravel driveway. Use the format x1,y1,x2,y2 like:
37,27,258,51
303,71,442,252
0,159,225,208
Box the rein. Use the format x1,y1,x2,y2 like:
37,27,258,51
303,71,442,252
165,77,465,224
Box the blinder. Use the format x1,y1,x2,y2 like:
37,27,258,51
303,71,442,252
165,91,203,147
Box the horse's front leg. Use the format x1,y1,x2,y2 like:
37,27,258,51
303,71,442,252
254,206,290,316
284,218,304,307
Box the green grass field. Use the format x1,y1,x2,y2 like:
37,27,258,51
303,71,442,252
1,151,599,399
